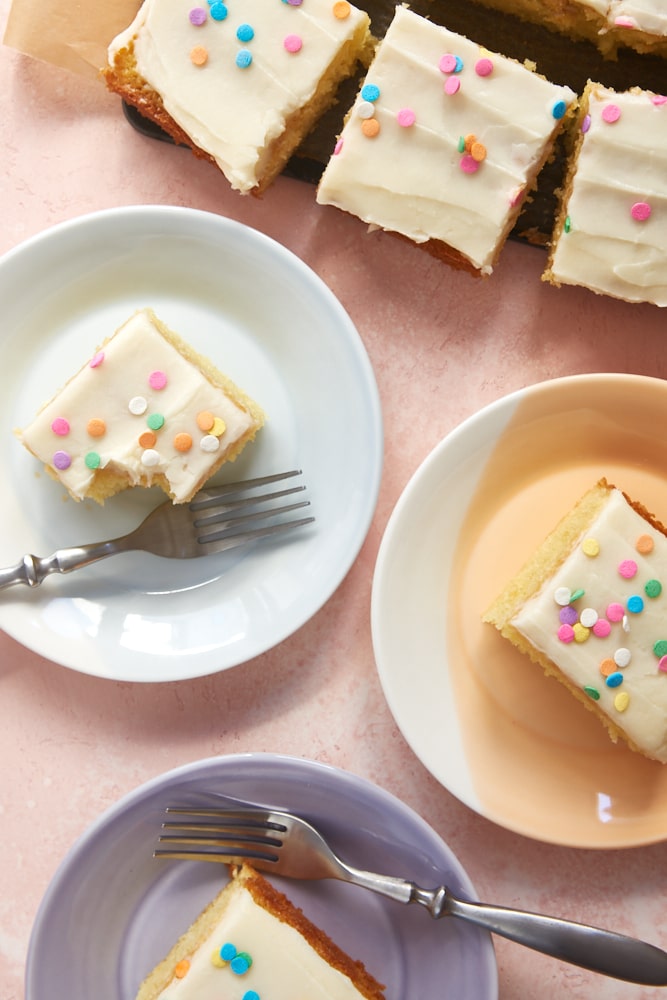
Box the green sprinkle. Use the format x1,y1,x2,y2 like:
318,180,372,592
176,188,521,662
584,685,600,701
147,412,165,431
570,588,585,602
645,579,662,598
564,216,572,233
85,451,101,470
457,135,465,153
653,639,667,658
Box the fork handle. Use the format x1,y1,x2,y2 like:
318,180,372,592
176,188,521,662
0,540,126,589
423,887,667,986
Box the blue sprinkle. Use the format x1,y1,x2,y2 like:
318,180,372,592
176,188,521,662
210,1,228,18
236,48,253,67
231,955,250,975
220,942,237,961
606,672,624,688
243,993,260,1000
360,83,380,102
236,23,255,42
552,99,567,119
454,55,464,73
626,594,644,614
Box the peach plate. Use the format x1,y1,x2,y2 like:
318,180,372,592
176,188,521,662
372,373,667,849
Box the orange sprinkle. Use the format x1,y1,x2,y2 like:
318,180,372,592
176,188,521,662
174,959,191,979
470,141,487,162
361,118,380,138
197,410,215,431
333,0,351,16
636,533,654,554
174,432,193,453
87,417,106,437
190,45,208,66
599,657,616,677
464,133,476,152
139,430,157,449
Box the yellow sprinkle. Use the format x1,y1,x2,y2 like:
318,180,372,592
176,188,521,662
211,416,227,437
614,691,630,713
174,959,191,979
332,0,351,16
210,949,226,968
190,45,208,66
573,622,590,643
582,537,600,557
361,118,380,138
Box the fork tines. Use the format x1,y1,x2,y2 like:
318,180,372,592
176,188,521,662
190,470,314,550
156,807,284,865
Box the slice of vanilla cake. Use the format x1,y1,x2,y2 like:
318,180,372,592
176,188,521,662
18,309,264,504
484,479,667,763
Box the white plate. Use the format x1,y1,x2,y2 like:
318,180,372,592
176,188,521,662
0,206,382,682
372,374,667,848
25,753,497,1000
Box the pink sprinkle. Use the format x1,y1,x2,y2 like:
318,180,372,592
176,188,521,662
189,6,207,24
148,370,167,390
475,57,493,77
459,153,479,174
397,108,416,127
439,53,457,74
51,417,70,436
333,138,344,155
631,201,651,222
558,624,575,643
444,77,461,96
602,103,621,124
618,559,638,579
89,351,105,368
652,95,667,106
284,33,302,52
509,186,523,207
581,114,591,133
659,656,667,673
593,618,611,638
614,15,635,26
607,602,625,622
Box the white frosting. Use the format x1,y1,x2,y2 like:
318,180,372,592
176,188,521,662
19,310,259,503
548,85,667,307
156,882,372,999
316,6,575,273
511,488,667,763
108,0,370,193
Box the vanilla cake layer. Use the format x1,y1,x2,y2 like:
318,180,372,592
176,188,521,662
18,309,264,504
105,0,371,195
484,480,667,763
316,6,576,275
544,83,667,307
137,864,385,1000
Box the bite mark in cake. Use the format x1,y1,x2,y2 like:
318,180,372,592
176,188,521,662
136,863,386,999
484,479,667,763
18,308,264,504
543,82,667,307
316,6,576,276
104,0,372,195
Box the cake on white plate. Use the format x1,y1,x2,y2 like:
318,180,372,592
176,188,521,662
18,308,264,504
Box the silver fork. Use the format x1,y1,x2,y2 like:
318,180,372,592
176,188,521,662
0,471,314,589
156,806,667,986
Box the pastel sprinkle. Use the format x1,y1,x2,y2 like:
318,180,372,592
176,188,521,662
602,103,621,123
139,430,157,449
333,138,344,155
606,671,623,688
191,45,208,66
244,993,260,1000
593,618,611,638
564,216,572,233
614,647,631,668
85,452,101,470
653,639,667,657
236,23,255,42
631,202,651,222
573,622,590,643
582,537,600,556
210,2,228,19
559,606,578,625
651,95,667,106
284,34,302,52
615,15,635,26
211,949,226,968
174,960,191,979
645,579,662,598
356,101,375,120
599,658,616,677
460,153,479,173
552,99,567,119
614,692,630,713
332,0,351,17
444,76,461,96
231,952,252,975
579,607,598,628
53,450,71,470
636,533,654,554
189,7,207,24
236,49,253,68
581,114,591,133
201,434,220,452
570,588,585,602
584,685,600,701
361,83,380,102
607,602,625,622
86,418,106,438
89,351,105,368
361,118,380,137
470,141,487,162
220,944,237,962
397,108,416,127
196,410,215,431
475,57,493,76
626,594,644,614
618,559,637,579
148,370,167,390
558,623,575,643
51,417,70,436
439,53,457,74
147,413,165,431
554,586,572,606
129,396,148,415
454,55,464,72
141,449,161,468
211,417,227,436
174,432,193,452
659,657,667,673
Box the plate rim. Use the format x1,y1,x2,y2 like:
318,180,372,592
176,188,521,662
371,372,667,849
0,205,384,682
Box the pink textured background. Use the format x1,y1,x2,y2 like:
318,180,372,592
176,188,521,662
2,6,667,998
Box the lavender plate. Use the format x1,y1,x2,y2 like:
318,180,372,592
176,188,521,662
26,753,497,1000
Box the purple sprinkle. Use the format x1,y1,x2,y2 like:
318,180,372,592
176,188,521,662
53,450,72,471
189,6,207,23
581,114,591,134
559,606,579,626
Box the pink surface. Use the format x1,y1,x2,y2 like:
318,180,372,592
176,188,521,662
2,9,667,999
